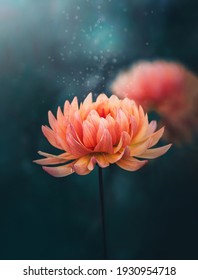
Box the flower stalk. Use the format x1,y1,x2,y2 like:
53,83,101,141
98,166,107,260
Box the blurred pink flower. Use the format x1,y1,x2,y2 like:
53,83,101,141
34,93,171,177
111,61,198,142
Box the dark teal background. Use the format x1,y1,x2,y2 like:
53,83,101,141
0,0,198,259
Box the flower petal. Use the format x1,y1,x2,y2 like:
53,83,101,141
104,150,125,163
41,125,62,149
66,132,91,156
94,154,110,168
80,93,93,119
116,109,129,133
48,111,57,131
71,96,78,111
132,108,148,142
71,111,83,141
137,144,172,159
147,120,157,134
82,120,97,148
33,151,77,165
121,131,131,147
129,138,151,156
116,157,148,171
95,128,113,153
73,155,92,175
42,163,74,177
33,157,68,165
148,127,164,147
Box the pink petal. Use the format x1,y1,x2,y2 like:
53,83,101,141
71,111,83,141
116,109,129,133
137,144,172,159
121,131,131,147
48,111,57,131
73,156,92,175
33,157,68,165
42,163,74,177
64,100,71,116
33,151,77,165
71,96,78,111
106,114,120,145
96,118,107,142
96,93,109,103
116,157,148,171
148,127,164,147
129,115,137,138
37,151,76,160
41,125,62,149
147,120,157,134
66,132,91,156
95,128,113,153
56,106,64,123
80,93,93,119
82,120,97,148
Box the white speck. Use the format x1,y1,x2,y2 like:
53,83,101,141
145,42,149,46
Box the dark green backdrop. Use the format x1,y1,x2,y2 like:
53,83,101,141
0,0,198,259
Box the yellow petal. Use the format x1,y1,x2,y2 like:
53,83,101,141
94,154,110,168
129,138,151,156
33,157,68,165
104,150,125,164
132,109,148,142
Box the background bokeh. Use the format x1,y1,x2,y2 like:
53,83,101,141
0,0,198,259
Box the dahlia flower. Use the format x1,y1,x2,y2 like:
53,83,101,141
111,61,198,142
34,93,171,176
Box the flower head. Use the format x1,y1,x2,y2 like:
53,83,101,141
34,93,171,176
111,61,198,142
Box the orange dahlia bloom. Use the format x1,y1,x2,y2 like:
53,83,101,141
111,61,198,142
34,93,171,176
